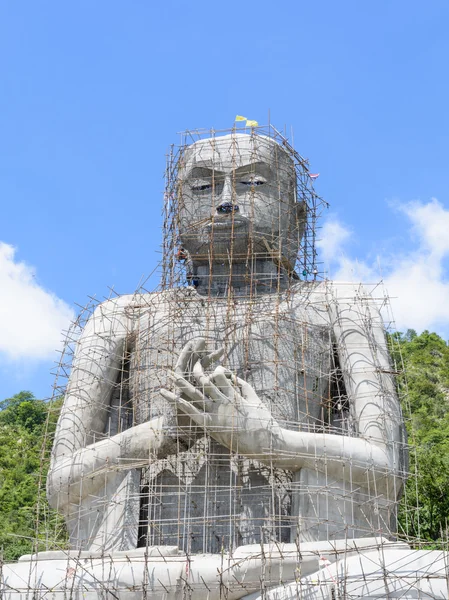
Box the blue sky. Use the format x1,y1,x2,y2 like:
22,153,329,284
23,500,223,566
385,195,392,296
1,0,449,400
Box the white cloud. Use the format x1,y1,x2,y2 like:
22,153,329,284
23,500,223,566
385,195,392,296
399,199,449,259
0,243,75,360
323,199,449,334
317,220,352,264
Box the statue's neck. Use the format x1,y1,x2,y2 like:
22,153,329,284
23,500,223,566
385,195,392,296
188,259,294,297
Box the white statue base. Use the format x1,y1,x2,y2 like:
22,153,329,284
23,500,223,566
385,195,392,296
2,538,448,599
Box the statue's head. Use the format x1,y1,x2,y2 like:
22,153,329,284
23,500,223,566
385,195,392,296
177,133,305,270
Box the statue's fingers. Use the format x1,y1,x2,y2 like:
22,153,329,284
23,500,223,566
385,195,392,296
161,389,212,429
160,388,178,403
234,375,259,402
213,370,262,413
168,372,206,405
201,346,224,369
175,397,212,429
175,337,206,376
192,359,206,381
175,340,196,376
185,339,206,380
210,369,237,400
192,361,228,403
194,337,207,351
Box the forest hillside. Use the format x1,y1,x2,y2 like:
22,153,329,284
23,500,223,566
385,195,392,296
1,329,449,561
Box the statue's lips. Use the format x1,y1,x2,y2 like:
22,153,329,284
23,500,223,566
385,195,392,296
205,216,248,231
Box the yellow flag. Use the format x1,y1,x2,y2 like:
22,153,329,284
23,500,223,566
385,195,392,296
235,115,247,122
246,119,258,127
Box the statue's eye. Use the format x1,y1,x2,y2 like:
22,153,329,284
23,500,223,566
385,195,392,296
240,177,266,187
190,181,213,192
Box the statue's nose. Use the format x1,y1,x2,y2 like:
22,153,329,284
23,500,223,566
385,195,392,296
216,202,239,215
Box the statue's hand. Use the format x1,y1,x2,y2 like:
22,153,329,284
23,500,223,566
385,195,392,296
161,338,281,457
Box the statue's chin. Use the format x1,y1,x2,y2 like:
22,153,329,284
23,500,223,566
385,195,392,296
181,229,299,266
181,230,261,263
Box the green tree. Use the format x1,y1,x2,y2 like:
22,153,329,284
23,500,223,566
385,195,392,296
391,330,449,546
0,392,67,561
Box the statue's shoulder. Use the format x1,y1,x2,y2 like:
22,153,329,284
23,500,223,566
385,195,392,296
322,280,383,304
287,279,384,330
82,289,196,338
287,281,329,325
287,279,382,317
290,279,379,296
92,293,136,314
91,287,198,317
289,280,328,304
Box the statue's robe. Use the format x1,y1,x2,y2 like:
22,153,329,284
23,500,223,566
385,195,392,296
69,282,403,552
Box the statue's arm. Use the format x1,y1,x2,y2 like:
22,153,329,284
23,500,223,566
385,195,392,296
270,284,405,488
47,298,167,511
327,283,404,455
269,283,405,489
50,298,136,460
47,416,166,511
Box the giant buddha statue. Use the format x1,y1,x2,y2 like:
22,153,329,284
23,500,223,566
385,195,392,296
4,128,447,600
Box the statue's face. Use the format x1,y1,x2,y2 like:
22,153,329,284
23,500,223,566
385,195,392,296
178,134,304,266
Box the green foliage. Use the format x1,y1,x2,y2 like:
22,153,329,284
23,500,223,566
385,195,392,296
0,391,48,431
391,330,449,546
0,392,67,561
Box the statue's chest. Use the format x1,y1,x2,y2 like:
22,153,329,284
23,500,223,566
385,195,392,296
130,294,332,428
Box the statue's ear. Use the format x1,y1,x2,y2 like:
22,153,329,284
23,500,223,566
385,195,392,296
296,201,306,224
294,201,307,242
